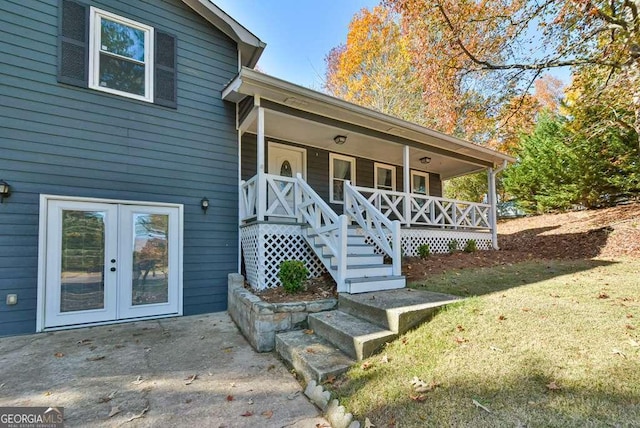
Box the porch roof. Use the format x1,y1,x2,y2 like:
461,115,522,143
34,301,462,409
223,68,515,179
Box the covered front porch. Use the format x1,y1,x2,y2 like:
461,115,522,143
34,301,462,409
223,68,513,293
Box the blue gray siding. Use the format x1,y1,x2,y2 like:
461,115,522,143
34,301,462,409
0,0,240,335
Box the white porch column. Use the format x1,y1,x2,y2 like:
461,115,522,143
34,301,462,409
256,100,266,222
487,167,499,249
403,145,411,227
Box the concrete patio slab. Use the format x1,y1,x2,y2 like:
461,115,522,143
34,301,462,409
0,313,329,427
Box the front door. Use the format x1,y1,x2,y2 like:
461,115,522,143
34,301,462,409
43,199,181,329
267,142,306,218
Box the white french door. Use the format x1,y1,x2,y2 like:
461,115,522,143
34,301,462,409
43,199,181,329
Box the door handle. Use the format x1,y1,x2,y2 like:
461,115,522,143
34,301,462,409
110,267,116,272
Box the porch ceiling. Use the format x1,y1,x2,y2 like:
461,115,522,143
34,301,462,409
224,67,515,180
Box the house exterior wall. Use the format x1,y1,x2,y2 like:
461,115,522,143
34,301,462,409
0,0,239,335
241,134,443,213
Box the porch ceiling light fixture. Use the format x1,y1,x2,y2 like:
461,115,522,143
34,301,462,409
419,156,431,164
201,197,209,213
334,135,347,145
0,180,10,203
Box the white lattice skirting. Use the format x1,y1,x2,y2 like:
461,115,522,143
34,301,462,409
240,223,327,290
400,229,492,256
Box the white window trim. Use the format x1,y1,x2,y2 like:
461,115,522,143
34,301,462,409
411,170,430,195
88,7,154,102
329,153,356,204
374,162,396,192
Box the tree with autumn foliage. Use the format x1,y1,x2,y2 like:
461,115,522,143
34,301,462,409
388,0,640,147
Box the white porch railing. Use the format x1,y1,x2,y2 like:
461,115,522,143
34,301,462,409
240,174,299,223
296,174,349,291
344,182,402,277
353,186,491,230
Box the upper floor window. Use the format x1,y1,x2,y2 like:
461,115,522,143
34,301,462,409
58,0,177,108
89,7,154,102
330,153,356,204
374,163,396,192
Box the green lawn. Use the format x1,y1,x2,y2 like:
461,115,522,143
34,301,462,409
331,259,640,427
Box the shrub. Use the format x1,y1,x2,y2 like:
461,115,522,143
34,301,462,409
278,260,309,294
418,244,431,258
463,239,477,253
447,239,459,254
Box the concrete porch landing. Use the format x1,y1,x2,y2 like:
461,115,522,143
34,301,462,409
276,289,461,385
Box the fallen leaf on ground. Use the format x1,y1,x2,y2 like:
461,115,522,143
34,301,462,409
306,347,317,354
626,324,636,330
401,337,408,345
126,406,149,422
361,361,373,370
184,374,198,385
598,292,609,299
410,394,427,402
472,399,491,413
54,352,64,358
456,325,465,332
410,377,440,393
267,364,276,371
261,410,273,419
549,293,560,298
629,339,639,347
627,314,634,318
612,349,626,358
86,355,105,361
546,381,561,391
380,354,389,364
98,390,118,403
497,315,506,321
77,339,92,345
287,391,300,400
521,308,531,312
108,406,121,418
240,411,253,417
322,375,336,385
226,395,234,401
303,329,314,335
131,376,144,385
364,417,375,428
454,336,468,344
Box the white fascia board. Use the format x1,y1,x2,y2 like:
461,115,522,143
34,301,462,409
181,0,266,67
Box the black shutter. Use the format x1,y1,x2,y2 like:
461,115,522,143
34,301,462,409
58,0,89,87
154,31,177,108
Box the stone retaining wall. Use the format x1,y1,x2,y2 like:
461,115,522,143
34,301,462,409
228,273,338,352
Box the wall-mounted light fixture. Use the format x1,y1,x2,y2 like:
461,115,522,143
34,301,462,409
201,197,209,213
333,135,347,145
0,180,10,203
419,156,431,164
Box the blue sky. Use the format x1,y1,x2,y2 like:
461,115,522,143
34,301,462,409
214,0,379,90
214,1,570,90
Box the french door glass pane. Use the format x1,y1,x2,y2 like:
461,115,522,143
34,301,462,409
60,210,106,312
413,175,427,194
132,214,169,306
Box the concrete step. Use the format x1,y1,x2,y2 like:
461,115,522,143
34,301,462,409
308,310,396,360
346,275,406,294
275,330,355,385
330,253,384,266
339,288,461,334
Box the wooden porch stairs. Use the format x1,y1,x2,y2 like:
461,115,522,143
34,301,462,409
304,225,406,294
276,288,460,385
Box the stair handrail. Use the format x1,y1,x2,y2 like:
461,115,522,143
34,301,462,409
295,173,348,290
344,181,402,277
